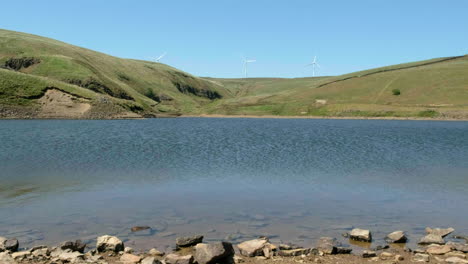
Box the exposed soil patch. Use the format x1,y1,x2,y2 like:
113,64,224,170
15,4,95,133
67,78,134,101
4,57,41,71
37,89,91,118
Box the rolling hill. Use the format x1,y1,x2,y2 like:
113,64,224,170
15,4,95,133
1,28,467,119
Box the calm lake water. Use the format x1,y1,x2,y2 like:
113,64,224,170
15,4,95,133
1,118,467,251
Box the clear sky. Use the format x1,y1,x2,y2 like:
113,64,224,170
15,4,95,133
1,0,467,78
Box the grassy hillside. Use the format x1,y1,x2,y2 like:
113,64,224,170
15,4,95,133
1,28,467,119
0,29,227,118
204,56,468,118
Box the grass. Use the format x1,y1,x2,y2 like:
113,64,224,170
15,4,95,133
1,28,467,119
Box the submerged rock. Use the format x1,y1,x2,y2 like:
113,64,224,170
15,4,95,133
349,228,372,242
131,226,151,232
385,231,407,243
176,235,204,248
418,234,445,245
425,227,455,238
237,238,269,257
96,235,124,252
194,242,235,264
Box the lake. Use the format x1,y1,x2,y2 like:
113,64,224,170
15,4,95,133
1,118,467,251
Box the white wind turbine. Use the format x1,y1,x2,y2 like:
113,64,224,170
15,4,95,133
152,52,167,62
307,56,321,77
242,56,256,78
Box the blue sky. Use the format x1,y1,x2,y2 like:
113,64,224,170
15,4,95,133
1,0,467,78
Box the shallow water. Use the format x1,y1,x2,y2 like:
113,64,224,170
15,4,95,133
0,118,467,251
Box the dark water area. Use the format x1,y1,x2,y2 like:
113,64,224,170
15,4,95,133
1,118,467,251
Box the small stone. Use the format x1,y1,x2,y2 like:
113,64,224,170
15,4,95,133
349,228,372,242
96,235,124,252
279,244,300,250
165,253,194,264
176,235,204,248
124,247,134,253
148,248,165,256
413,253,430,262
419,234,445,245
395,254,404,261
194,242,235,264
361,250,376,258
379,251,394,260
278,248,312,256
120,253,142,263
141,256,162,264
385,231,407,243
426,244,453,255
426,227,455,238
446,257,468,264
237,238,268,257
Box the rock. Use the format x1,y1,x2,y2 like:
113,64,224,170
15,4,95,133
11,251,30,261
371,244,389,251
395,254,404,261
0,252,16,264
141,256,162,264
361,250,376,258
262,243,277,259
120,253,142,263
447,242,468,253
148,248,165,256
316,237,337,255
234,255,244,263
96,235,124,252
176,235,204,248
279,244,301,250
426,244,453,255
124,247,134,253
165,253,194,264
277,248,312,256
379,252,394,260
385,231,407,243
336,247,352,254
426,227,455,238
237,238,268,257
194,242,235,264
131,226,151,232
59,240,86,253
445,252,467,258
419,234,445,245
413,253,430,262
58,250,84,262
446,257,468,264
349,228,372,242
0,237,19,252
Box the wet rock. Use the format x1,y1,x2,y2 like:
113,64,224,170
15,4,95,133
237,238,268,257
0,252,15,264
194,242,235,264
131,226,151,232
426,244,453,255
120,253,142,263
446,257,468,264
336,247,352,254
370,244,389,251
165,253,194,264
426,227,455,238
59,239,86,253
316,237,338,255
447,242,468,253
412,253,430,262
361,250,376,258
176,235,203,248
349,228,372,242
419,234,445,245
385,230,407,243
148,248,165,256
278,244,301,250
277,248,312,257
141,256,162,264
96,235,124,252
0,237,19,252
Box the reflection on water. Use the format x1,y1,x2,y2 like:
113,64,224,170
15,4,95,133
0,118,467,250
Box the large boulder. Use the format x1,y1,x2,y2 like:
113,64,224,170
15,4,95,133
96,235,124,252
176,235,204,248
194,242,235,264
0,237,19,252
349,228,372,242
237,238,268,257
418,234,445,245
425,227,455,238
385,231,407,243
165,253,194,264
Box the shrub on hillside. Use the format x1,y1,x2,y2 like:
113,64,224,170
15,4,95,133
392,89,401,95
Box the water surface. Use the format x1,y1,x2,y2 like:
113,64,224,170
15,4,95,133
1,118,467,250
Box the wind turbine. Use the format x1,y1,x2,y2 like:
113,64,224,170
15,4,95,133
307,56,321,77
152,52,167,62
242,56,256,78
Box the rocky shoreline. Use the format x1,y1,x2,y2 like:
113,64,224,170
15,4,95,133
1,227,468,264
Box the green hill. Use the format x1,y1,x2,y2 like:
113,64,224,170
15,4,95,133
1,28,467,119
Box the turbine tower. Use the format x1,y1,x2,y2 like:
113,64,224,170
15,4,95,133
242,56,256,78
307,56,321,77
152,52,167,62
